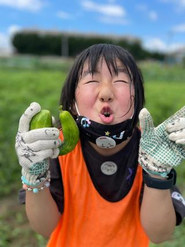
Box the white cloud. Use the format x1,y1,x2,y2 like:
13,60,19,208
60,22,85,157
160,0,185,11
144,38,167,51
0,25,21,55
0,33,12,54
136,4,158,21
172,24,185,32
161,0,185,7
0,33,9,48
0,0,45,11
8,25,21,36
149,11,158,21
168,43,185,51
57,11,73,20
81,0,126,17
143,37,185,52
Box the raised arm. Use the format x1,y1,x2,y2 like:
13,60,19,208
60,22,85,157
139,107,185,243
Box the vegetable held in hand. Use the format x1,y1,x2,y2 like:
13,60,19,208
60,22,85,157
15,102,60,186
59,105,80,155
30,105,79,155
30,109,52,130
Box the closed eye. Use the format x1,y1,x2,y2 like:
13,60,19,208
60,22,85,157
114,80,129,84
85,80,99,84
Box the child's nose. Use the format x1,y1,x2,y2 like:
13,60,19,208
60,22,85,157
99,85,114,102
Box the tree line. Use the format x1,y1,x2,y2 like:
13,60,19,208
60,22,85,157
12,31,165,61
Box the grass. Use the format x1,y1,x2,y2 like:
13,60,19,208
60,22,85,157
0,68,67,197
0,194,48,247
0,57,185,246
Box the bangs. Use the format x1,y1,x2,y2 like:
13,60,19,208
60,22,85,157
77,44,133,82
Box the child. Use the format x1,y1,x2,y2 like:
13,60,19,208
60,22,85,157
16,44,185,247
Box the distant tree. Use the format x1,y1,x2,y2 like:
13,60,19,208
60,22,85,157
11,31,165,61
149,51,165,61
12,32,61,55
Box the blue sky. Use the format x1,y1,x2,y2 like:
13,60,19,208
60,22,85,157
0,0,185,54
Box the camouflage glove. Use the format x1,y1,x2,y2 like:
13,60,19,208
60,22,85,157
139,106,185,178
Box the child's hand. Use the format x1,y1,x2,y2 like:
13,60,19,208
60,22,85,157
139,106,185,178
15,102,61,185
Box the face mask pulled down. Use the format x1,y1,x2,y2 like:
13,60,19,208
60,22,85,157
75,104,134,149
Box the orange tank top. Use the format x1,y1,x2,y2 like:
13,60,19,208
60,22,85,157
47,140,149,247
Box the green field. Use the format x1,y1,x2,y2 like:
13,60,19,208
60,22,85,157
0,58,185,246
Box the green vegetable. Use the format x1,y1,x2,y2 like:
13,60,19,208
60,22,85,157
29,106,79,155
59,105,79,155
30,109,52,130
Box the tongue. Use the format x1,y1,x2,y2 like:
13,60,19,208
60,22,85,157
99,114,114,124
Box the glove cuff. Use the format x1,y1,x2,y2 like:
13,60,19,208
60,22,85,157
139,149,172,177
21,163,50,186
143,169,176,190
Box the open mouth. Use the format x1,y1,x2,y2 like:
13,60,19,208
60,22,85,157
103,112,111,117
101,107,112,118
100,107,114,123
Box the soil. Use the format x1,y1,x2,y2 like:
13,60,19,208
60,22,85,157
0,194,47,247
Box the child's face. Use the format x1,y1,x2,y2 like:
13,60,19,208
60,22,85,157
75,58,135,125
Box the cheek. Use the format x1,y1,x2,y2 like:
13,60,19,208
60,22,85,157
75,86,96,109
117,86,135,119
119,86,134,104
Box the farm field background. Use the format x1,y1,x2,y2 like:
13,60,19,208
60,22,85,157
0,56,185,246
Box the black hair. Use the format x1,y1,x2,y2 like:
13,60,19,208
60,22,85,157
59,43,145,127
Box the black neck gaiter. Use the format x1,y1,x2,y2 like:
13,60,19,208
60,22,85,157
76,116,133,149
